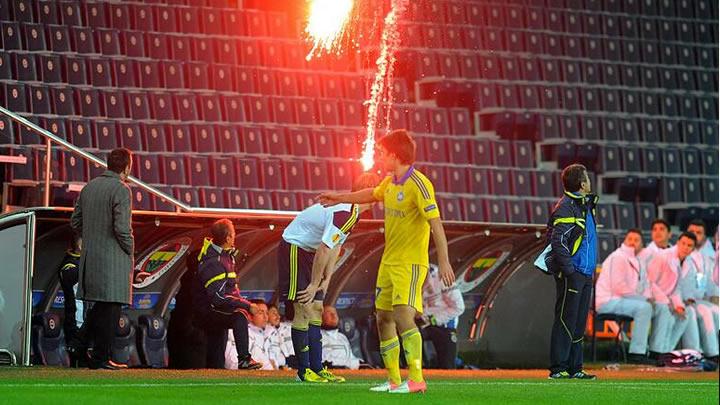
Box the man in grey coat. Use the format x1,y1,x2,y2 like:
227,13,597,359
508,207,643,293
70,148,134,370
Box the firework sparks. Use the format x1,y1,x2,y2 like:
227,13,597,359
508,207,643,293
360,0,408,171
305,0,354,61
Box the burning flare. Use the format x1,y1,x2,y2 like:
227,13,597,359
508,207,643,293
305,0,354,61
361,0,408,171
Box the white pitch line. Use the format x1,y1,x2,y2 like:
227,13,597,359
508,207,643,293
0,381,716,389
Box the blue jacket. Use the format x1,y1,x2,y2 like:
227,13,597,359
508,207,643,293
193,238,251,316
544,191,599,277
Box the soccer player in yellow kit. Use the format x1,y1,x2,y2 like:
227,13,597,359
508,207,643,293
319,129,455,394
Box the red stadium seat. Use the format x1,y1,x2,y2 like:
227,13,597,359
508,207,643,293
281,159,308,191
210,157,237,188
306,160,330,191
160,154,188,185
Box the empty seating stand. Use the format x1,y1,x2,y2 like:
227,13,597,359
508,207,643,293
0,0,716,224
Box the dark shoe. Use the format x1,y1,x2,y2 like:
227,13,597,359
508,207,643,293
67,345,88,368
237,356,262,370
570,370,597,380
548,371,571,379
648,351,665,360
628,354,653,364
89,359,128,370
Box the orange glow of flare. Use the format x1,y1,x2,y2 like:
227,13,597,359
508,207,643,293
305,0,353,61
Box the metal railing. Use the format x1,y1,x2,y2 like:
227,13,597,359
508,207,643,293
0,106,300,216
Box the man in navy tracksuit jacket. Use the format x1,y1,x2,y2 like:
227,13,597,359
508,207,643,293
193,219,261,370
544,164,599,380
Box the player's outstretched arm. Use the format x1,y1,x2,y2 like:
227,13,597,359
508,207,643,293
317,188,376,206
429,217,456,288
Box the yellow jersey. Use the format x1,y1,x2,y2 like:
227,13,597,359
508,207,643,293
372,167,440,266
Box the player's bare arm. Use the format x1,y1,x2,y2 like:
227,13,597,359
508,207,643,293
296,243,333,303
429,217,455,288
317,188,376,206
319,246,342,293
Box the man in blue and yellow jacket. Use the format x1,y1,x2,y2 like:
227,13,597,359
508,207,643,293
544,164,598,380
193,219,261,370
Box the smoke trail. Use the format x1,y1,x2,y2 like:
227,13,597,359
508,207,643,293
360,0,408,171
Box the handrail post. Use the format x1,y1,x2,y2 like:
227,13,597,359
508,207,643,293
43,137,51,207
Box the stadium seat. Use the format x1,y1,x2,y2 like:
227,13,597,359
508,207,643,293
1,22,22,50
29,85,51,115
532,171,556,198
220,188,246,209
111,314,141,367
281,159,307,191
635,202,657,230
248,190,273,210
596,203,617,230
438,195,462,221
118,122,143,151
147,92,173,121
305,160,330,191
184,62,209,90
186,155,211,187
102,90,127,119
198,187,224,208
660,177,683,204
703,179,719,204
511,170,532,196
174,186,200,207
31,313,69,367
147,32,169,60
615,202,637,230
260,158,282,190
489,169,511,195
462,199,485,222
527,199,550,225
485,199,508,223
173,94,199,121
94,120,118,151
467,167,489,195
685,177,703,203
160,154,188,185
134,153,161,185
423,137,449,163
507,199,529,224
2,82,28,113
62,151,86,182
137,315,169,369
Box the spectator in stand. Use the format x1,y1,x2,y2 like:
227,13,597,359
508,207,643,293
320,306,362,370
595,229,656,364
638,219,673,268
419,264,465,369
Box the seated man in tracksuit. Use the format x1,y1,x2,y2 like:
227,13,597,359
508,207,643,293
419,264,465,369
58,234,83,348
320,306,363,370
278,173,379,383
193,219,261,370
661,232,718,362
646,233,696,356
541,164,598,380
595,229,659,364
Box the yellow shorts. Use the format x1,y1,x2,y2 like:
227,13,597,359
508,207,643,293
375,263,427,312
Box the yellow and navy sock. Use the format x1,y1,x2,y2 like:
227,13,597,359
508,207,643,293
308,320,323,373
291,326,309,376
400,328,424,383
380,336,401,385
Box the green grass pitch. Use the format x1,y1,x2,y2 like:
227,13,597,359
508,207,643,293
0,368,717,404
